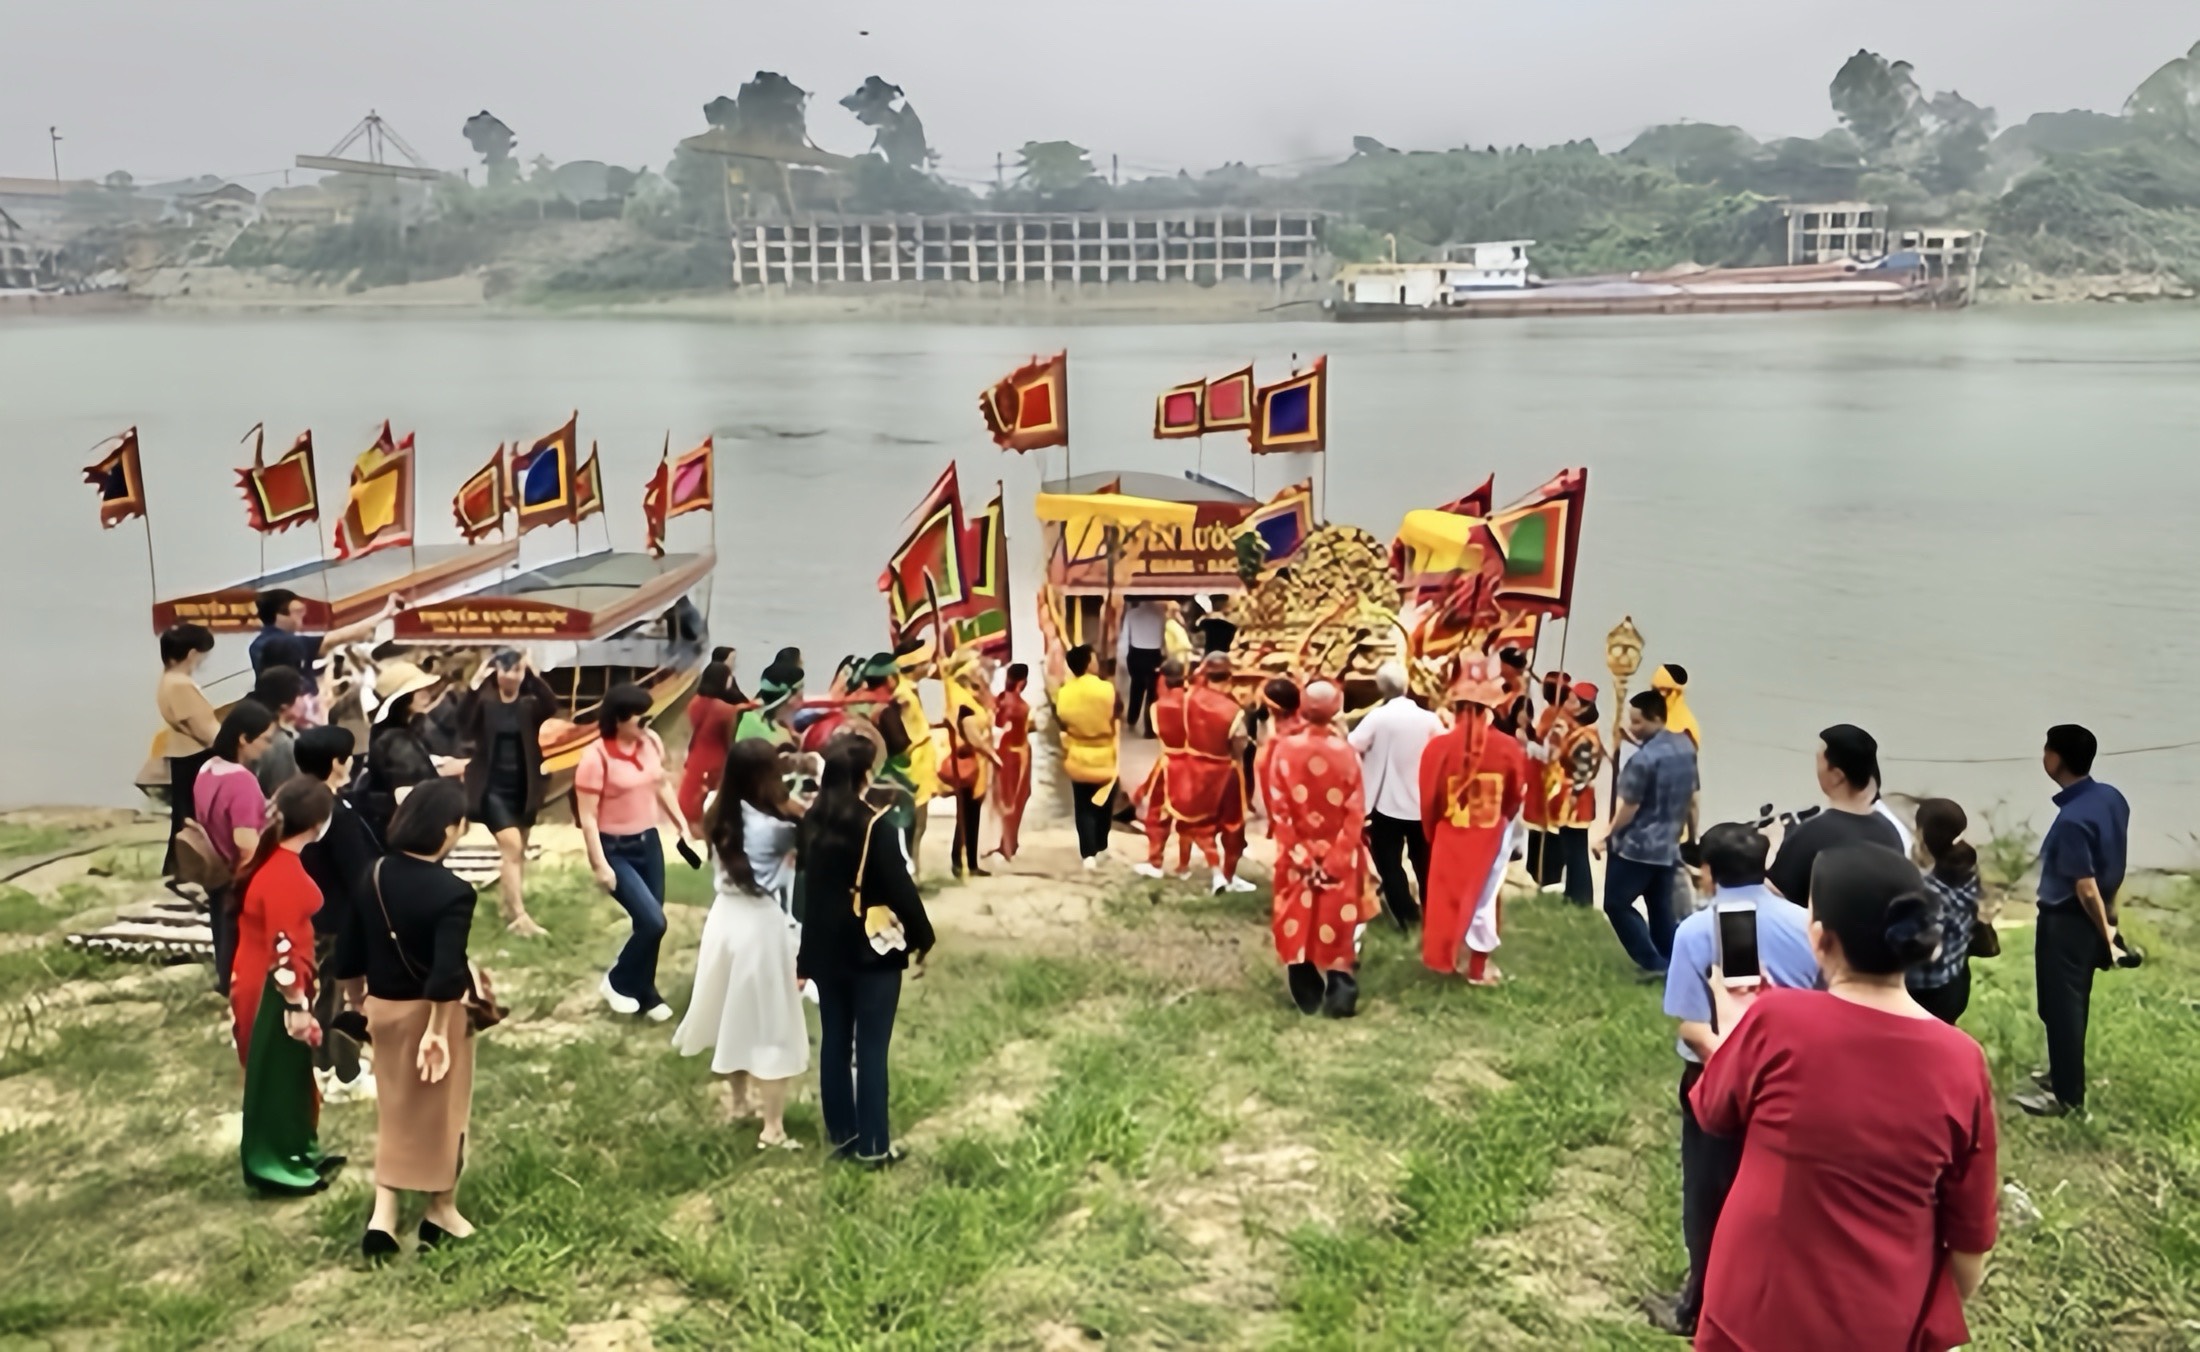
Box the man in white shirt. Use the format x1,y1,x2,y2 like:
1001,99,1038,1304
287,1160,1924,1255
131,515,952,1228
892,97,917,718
1348,662,1445,930
1118,599,1168,738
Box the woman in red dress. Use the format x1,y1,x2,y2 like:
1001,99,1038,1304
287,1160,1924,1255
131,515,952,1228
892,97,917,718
987,662,1033,862
1691,844,1998,1352
678,652,745,835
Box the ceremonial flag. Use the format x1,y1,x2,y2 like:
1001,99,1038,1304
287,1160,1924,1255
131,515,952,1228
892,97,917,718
334,422,414,561
1250,356,1326,455
642,445,669,559
1236,479,1314,570
573,443,606,524
952,486,1012,656
667,436,713,518
980,351,1069,452
879,463,968,639
452,444,508,543
83,427,147,529
1390,475,1494,588
1202,365,1254,434
1153,381,1205,440
513,414,577,533
1489,467,1587,615
236,425,320,534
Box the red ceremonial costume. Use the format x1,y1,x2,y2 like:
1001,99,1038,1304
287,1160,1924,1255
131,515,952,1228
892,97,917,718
1143,675,1249,881
1268,724,1369,975
1257,710,1304,833
1418,663,1529,981
989,685,1032,860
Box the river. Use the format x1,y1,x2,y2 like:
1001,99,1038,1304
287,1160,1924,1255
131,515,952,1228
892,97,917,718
7,305,2199,863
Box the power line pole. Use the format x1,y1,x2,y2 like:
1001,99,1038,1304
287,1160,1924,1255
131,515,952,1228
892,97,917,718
994,151,1004,194
1111,153,1119,186
48,127,62,183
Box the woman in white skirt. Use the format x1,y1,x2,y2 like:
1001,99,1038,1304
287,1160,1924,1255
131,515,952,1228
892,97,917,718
673,739,810,1147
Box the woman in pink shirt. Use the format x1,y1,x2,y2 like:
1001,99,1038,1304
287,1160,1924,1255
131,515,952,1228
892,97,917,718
196,701,280,995
575,683,692,1023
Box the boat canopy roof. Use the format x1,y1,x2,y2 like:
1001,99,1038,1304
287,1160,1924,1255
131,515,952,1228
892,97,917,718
1040,470,1256,506
394,549,712,642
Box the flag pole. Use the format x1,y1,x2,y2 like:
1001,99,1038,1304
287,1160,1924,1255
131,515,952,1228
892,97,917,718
139,512,160,611
407,432,420,577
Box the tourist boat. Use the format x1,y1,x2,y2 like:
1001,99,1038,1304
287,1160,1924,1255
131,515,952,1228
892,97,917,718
388,546,717,782
150,540,521,635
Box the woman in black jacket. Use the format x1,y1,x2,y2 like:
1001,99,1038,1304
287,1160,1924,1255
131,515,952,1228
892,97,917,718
457,650,559,937
358,663,454,843
796,733,936,1167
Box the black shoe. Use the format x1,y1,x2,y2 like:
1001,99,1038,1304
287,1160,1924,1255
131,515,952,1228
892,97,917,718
1285,962,1324,1015
1388,904,1420,933
417,1219,463,1248
1639,1291,1695,1337
1322,971,1360,1019
361,1228,400,1262
2012,1087,2078,1118
858,1145,908,1171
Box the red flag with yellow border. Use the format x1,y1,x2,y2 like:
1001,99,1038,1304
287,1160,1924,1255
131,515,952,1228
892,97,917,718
981,352,1069,452
236,425,320,535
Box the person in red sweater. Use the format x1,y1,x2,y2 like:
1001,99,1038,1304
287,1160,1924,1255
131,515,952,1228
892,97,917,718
232,777,343,1195
678,654,747,835
1691,843,1998,1352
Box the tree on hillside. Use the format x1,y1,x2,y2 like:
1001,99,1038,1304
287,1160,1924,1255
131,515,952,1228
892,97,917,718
463,111,519,187
840,76,934,171
1016,141,1099,197
703,72,812,151
2127,40,2200,148
1831,50,1921,153
1915,91,1997,195
1619,123,1763,185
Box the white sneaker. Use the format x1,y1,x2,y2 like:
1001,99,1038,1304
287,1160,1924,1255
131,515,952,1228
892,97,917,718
1224,874,1259,894
642,1001,674,1024
1081,856,1098,872
1132,862,1165,879
599,973,640,1015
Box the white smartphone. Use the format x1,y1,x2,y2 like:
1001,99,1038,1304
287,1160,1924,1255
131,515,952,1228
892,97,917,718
1713,902,1763,990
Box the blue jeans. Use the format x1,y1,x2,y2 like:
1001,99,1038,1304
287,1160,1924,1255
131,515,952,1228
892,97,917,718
602,829,668,1006
1604,852,1676,973
816,968,902,1160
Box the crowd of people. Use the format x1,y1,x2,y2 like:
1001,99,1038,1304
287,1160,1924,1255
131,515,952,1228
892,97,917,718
149,589,2143,1347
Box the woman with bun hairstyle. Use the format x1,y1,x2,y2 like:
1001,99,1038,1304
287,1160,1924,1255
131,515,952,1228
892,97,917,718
1908,798,1982,1025
1688,844,1998,1352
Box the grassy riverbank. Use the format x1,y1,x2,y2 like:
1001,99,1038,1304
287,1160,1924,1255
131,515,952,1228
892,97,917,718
2,821,2198,1349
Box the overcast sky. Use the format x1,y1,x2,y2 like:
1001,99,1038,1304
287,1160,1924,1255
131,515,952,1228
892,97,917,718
3,2,2192,188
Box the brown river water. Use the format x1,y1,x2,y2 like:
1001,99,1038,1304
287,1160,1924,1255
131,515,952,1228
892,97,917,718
7,306,2200,862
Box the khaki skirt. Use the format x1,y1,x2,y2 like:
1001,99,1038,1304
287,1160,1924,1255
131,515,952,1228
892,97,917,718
365,996,476,1193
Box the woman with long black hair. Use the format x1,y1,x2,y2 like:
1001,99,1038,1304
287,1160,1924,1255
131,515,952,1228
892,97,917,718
1908,798,1983,1025
673,739,809,1146
796,733,935,1167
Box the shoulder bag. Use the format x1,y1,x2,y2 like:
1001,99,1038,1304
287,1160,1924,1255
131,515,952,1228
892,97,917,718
371,859,507,1032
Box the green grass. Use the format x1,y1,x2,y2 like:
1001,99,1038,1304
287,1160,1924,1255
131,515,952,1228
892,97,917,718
1,863,2197,1348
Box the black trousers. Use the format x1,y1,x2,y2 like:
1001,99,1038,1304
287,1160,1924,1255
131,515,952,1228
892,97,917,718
1527,826,1595,906
1366,811,1428,927
953,787,983,873
1678,1061,1742,1329
1071,782,1114,859
1124,645,1163,733
2037,907,2107,1107
1911,963,1971,1026
164,750,211,877
816,967,903,1160
311,931,363,1081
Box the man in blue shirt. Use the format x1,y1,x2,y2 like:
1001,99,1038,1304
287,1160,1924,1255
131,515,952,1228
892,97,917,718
1601,690,1697,974
2016,723,2132,1118
250,588,397,702
1652,822,1820,1336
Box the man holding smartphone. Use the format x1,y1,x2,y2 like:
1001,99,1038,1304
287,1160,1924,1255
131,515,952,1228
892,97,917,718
1651,822,1820,1338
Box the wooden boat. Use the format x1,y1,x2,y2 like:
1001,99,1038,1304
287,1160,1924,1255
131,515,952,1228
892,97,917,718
390,548,716,781
151,539,520,634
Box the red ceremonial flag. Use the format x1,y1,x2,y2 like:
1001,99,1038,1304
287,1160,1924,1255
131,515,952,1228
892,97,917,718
573,443,605,523
333,422,414,561
642,443,670,559
1153,381,1205,440
667,436,713,518
980,351,1070,452
1250,356,1327,455
951,485,1012,656
1489,467,1588,616
879,463,968,640
1390,475,1494,590
1201,365,1254,434
452,444,508,543
513,414,577,534
236,425,320,535
83,427,148,529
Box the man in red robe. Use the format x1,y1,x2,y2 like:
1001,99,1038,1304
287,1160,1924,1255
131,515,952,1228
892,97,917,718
1267,680,1368,1017
1419,653,1530,985
1140,653,1254,893
1137,660,1199,878
1254,676,1303,831
988,662,1033,862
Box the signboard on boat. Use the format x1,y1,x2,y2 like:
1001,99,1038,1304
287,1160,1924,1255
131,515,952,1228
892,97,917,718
154,587,321,634
395,598,594,640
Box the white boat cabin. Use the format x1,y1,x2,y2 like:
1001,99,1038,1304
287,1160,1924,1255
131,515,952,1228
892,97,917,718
1339,240,1536,308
